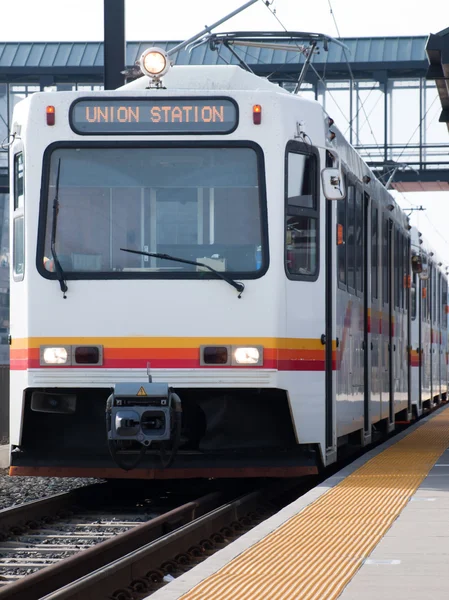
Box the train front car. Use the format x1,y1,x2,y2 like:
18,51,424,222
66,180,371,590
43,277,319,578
9,53,335,479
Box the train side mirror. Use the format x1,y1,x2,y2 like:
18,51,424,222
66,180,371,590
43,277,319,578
322,167,346,200
411,254,423,274
412,253,429,280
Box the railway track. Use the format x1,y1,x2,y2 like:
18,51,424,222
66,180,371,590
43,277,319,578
4,403,444,600
0,478,304,600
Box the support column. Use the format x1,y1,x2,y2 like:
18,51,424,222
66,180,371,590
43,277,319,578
104,0,125,90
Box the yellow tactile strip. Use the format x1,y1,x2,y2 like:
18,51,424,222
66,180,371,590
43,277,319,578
181,406,449,600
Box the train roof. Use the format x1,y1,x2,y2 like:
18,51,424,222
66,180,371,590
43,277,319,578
120,64,292,93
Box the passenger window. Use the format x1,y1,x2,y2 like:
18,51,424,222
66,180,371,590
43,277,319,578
432,266,436,324
422,280,428,321
13,216,24,278
371,204,378,300
337,187,346,285
287,153,316,209
443,285,448,329
382,218,389,305
14,153,24,210
347,186,355,290
403,235,409,310
411,273,417,320
285,149,318,279
394,229,400,309
13,152,25,281
355,190,363,294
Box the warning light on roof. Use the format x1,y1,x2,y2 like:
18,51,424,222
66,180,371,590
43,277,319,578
46,106,55,126
253,104,262,125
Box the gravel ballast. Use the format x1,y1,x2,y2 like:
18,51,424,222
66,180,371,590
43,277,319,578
0,473,100,510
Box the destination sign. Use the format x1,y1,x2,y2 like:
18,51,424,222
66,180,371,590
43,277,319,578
70,98,238,134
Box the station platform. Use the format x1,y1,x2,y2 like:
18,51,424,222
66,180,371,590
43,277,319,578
149,404,449,600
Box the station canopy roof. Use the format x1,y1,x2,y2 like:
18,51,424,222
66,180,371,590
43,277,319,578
0,35,430,81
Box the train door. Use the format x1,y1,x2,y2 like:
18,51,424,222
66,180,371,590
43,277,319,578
381,216,394,428
336,180,348,437
395,229,409,415
421,268,431,405
430,264,438,403
437,272,442,400
443,279,449,398
438,272,445,400
406,236,412,417
370,202,381,424
362,192,370,440
284,143,326,449
335,180,365,441
418,274,423,409
410,271,422,414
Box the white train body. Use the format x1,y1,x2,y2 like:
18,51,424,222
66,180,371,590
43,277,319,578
8,63,448,478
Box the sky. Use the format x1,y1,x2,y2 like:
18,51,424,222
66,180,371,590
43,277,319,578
0,0,447,42
1,0,449,261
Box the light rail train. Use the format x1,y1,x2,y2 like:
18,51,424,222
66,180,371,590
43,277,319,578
8,44,448,479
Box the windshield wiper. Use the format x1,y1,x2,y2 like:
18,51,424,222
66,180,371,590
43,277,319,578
120,248,245,298
50,158,68,298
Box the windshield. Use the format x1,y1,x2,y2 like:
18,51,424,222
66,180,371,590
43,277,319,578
40,145,265,277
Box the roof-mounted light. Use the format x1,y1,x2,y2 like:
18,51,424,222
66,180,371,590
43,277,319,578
140,47,171,81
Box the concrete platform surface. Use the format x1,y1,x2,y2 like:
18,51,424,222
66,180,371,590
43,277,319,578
147,406,449,600
339,445,449,599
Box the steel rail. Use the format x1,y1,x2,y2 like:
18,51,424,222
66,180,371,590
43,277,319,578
0,487,224,600
0,484,106,539
37,481,299,600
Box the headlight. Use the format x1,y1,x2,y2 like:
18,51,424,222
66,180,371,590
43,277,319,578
140,47,170,78
41,346,70,365
232,346,263,366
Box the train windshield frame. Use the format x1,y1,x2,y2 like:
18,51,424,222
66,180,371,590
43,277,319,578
37,141,268,281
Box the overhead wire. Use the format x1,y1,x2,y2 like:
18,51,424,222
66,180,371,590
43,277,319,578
260,0,382,167
264,1,449,262
394,93,439,164
325,0,383,158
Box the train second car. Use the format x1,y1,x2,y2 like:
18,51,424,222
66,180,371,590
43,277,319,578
8,48,448,479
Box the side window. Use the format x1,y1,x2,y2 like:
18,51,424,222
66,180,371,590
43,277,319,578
429,263,435,323
14,153,24,209
371,204,378,300
443,281,448,329
347,185,355,290
285,149,318,279
13,152,25,280
437,271,441,325
422,278,428,321
382,218,389,305
411,272,417,320
394,228,400,309
337,184,346,286
403,235,409,310
355,189,363,294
